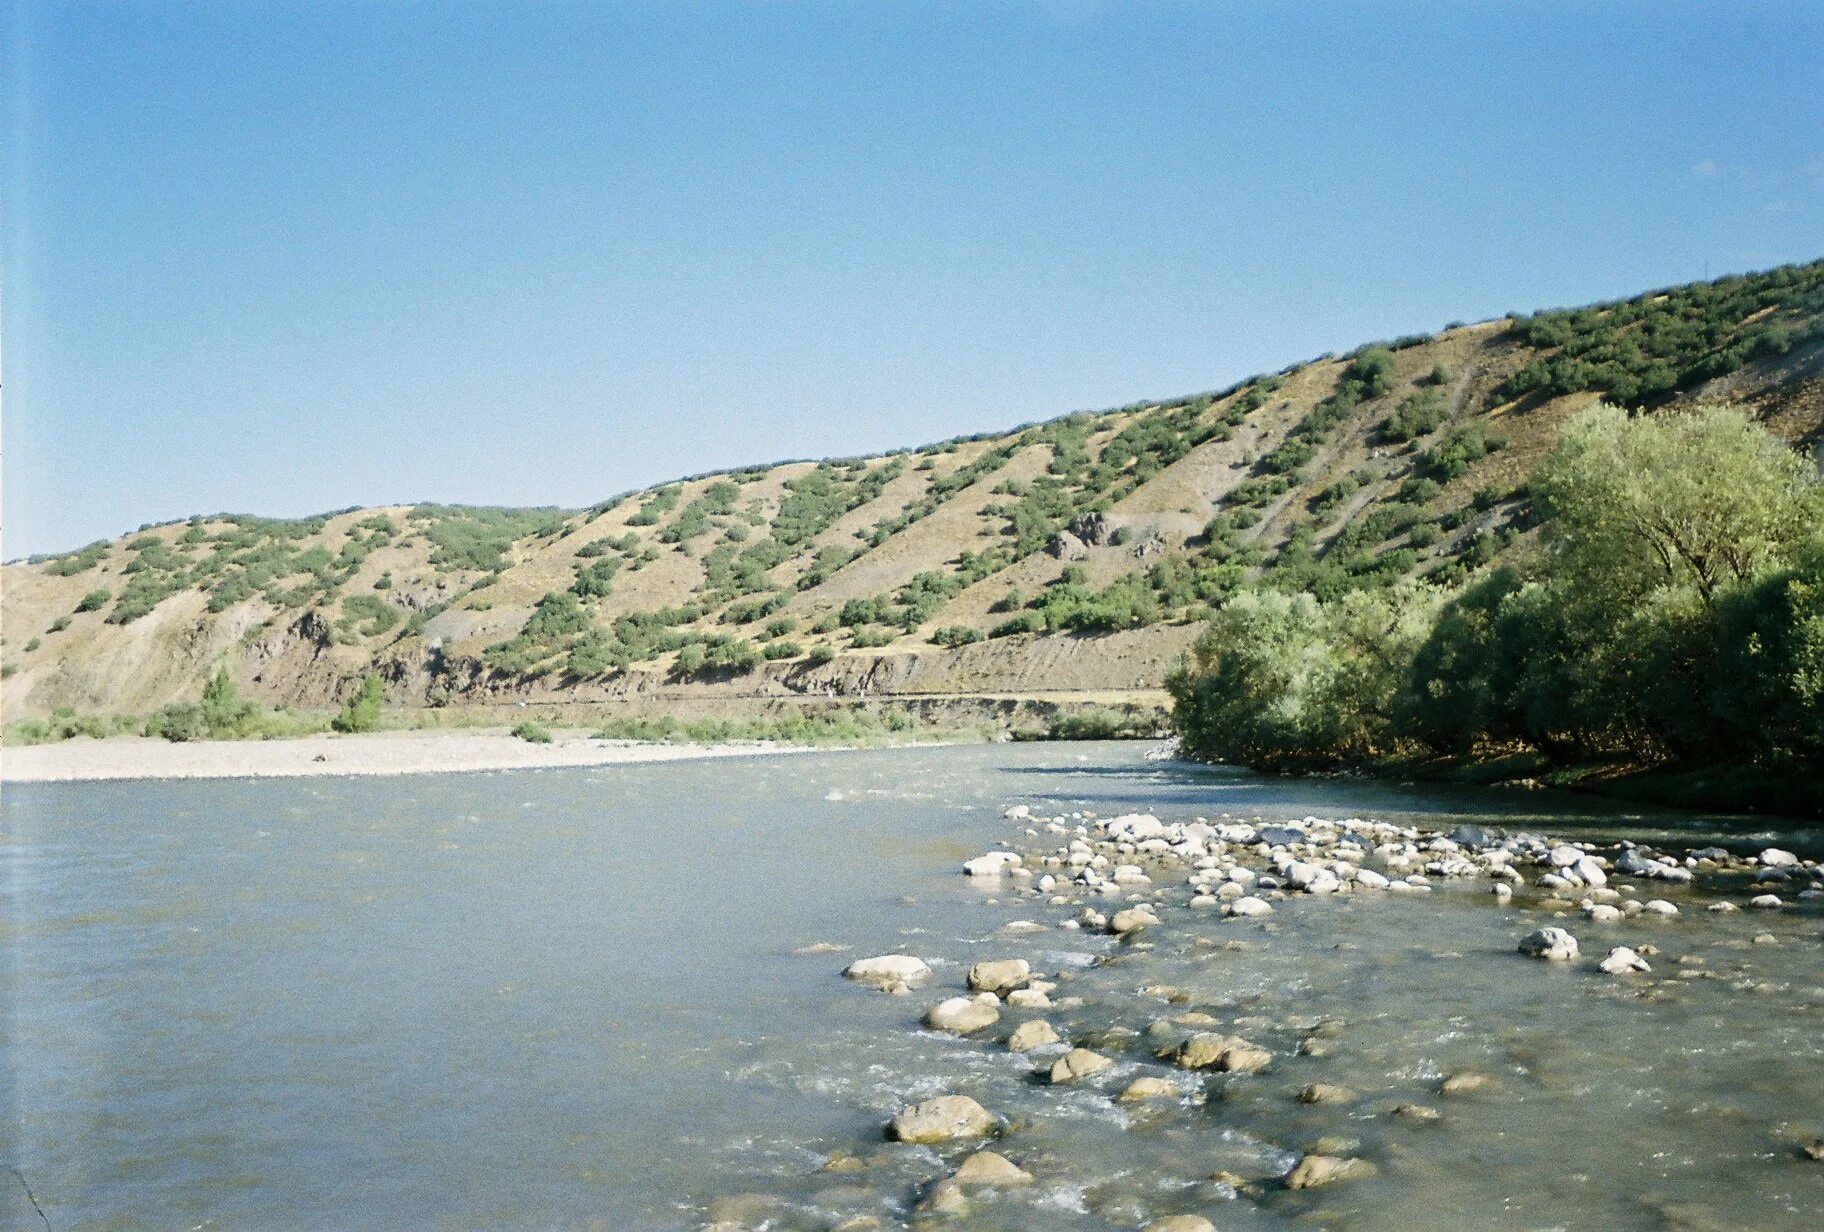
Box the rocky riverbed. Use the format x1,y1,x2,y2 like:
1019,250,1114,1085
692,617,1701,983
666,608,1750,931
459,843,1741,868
701,801,1824,1231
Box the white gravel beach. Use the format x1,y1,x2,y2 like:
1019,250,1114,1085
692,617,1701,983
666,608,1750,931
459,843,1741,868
0,730,802,783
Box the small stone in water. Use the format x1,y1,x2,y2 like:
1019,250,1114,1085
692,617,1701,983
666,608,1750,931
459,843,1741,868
967,958,1031,994
951,1149,1033,1187
1439,1072,1500,1096
1284,1154,1378,1189
1006,1019,1060,1052
843,954,932,992
925,997,1000,1034
1050,1047,1113,1084
888,1096,997,1143
918,1177,969,1215
1142,1218,1216,1232
1598,946,1651,975
1299,1082,1357,1104
1393,1102,1442,1121
1118,1076,1180,1102
1518,927,1580,962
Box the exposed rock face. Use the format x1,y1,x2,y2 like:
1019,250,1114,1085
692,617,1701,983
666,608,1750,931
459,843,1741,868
888,1095,997,1144
1048,530,1088,560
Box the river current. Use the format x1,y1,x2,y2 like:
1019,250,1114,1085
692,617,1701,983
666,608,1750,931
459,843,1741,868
4,743,1820,1229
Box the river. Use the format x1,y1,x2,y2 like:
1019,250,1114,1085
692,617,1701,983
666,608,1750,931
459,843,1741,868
4,743,1819,1229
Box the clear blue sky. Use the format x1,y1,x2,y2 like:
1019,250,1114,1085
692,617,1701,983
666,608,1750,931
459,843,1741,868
5,1,1821,558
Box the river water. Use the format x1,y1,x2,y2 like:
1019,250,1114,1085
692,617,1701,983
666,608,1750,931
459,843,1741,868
4,743,1820,1230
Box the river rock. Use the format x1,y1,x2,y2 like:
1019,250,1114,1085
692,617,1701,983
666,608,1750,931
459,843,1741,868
1142,1218,1216,1232
1583,904,1622,922
1284,1154,1378,1189
1110,907,1160,935
1176,1033,1269,1073
925,997,1000,1033
1760,848,1800,868
1223,896,1273,918
1599,946,1651,975
1006,988,1052,1009
1118,1076,1180,1103
1518,927,1580,961
1642,899,1679,916
889,1095,997,1143
1006,1019,1060,1052
1299,1082,1357,1104
964,852,1022,878
967,959,1031,994
1050,1047,1113,1084
844,954,932,992
1439,1072,1500,1096
951,1150,1033,1187
1749,894,1784,909
918,1177,969,1215
1393,1102,1441,1121
1549,845,1583,868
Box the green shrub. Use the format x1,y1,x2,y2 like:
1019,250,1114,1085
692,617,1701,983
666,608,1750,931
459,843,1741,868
76,589,111,613
762,640,803,660
331,674,386,733
511,720,553,743
930,625,982,648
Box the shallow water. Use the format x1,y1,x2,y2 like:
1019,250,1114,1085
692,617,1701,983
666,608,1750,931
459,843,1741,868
3,744,1820,1230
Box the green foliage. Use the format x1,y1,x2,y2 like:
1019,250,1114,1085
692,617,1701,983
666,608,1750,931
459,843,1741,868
44,542,109,576
511,720,553,743
338,594,400,638
1172,402,1824,779
626,486,681,526
410,505,568,572
331,673,386,734
930,625,982,648
1379,389,1449,442
47,617,71,633
1420,424,1505,481
762,639,803,660
76,589,111,612
571,557,621,598
1500,260,1824,405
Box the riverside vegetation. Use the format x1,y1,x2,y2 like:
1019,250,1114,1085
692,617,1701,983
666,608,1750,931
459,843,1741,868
5,259,1824,785
1167,403,1823,814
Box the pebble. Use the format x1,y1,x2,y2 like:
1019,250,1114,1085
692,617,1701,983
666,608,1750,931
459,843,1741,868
1142,1218,1216,1232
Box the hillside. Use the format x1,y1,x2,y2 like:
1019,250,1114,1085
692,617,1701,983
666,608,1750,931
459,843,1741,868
7,259,1824,732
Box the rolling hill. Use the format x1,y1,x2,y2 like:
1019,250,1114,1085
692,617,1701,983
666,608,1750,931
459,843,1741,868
7,259,1824,734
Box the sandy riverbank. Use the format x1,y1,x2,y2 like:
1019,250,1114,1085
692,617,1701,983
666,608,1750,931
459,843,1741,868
0,729,809,783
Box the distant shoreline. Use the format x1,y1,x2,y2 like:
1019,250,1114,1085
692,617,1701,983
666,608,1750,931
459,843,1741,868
0,729,813,783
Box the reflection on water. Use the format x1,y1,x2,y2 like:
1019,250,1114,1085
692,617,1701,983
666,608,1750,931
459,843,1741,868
3,744,1819,1230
